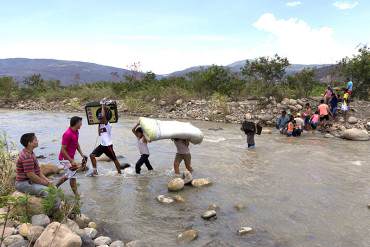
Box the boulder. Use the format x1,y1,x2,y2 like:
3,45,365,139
26,225,44,243
191,178,212,188
341,128,369,141
175,99,183,106
80,234,94,247
159,100,167,106
201,210,217,220
87,222,97,229
83,228,97,239
75,214,90,229
11,192,43,216
94,236,112,246
238,227,253,235
66,219,84,236
0,226,15,238
347,116,358,124
281,98,290,105
167,178,184,192
110,240,125,247
18,223,31,237
7,239,29,247
156,195,174,204
2,234,24,246
31,214,50,227
289,99,297,105
177,229,198,243
295,104,303,111
40,163,61,176
34,222,82,247
366,122,370,131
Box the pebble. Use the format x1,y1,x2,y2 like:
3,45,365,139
156,195,174,204
191,178,212,188
94,236,112,246
177,229,198,243
110,240,125,247
201,210,217,220
173,195,185,203
87,221,97,229
234,203,246,211
238,227,253,235
207,204,219,211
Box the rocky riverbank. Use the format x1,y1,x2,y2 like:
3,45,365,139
1,97,370,139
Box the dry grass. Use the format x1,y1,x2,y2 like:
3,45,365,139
0,133,16,196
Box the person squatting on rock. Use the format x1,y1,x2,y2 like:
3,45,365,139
173,138,193,175
15,133,60,208
56,116,87,197
132,123,153,174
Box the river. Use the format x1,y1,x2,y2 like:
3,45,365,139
1,109,370,247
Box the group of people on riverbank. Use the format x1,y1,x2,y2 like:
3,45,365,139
275,78,353,137
15,102,194,199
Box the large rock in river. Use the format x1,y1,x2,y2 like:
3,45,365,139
191,178,212,188
34,222,82,247
11,191,43,216
342,128,369,141
168,178,184,191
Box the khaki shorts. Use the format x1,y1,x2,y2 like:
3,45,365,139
175,153,191,165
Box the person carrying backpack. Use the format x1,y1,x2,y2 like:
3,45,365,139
241,120,262,149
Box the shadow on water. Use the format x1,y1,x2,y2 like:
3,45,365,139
1,109,370,246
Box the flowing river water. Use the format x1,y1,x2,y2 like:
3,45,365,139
1,109,370,247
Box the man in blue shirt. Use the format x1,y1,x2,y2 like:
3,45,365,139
276,110,290,134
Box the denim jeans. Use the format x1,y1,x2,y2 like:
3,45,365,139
15,180,49,197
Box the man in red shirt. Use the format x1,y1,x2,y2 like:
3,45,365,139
15,133,53,197
57,116,87,196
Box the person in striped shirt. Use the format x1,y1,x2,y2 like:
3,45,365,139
15,133,54,197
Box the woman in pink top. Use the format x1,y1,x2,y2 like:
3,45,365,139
323,86,333,104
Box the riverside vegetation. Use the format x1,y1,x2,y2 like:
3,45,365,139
0,47,369,112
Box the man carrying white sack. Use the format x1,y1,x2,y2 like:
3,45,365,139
173,138,193,175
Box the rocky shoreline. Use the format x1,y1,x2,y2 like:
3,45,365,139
1,97,370,140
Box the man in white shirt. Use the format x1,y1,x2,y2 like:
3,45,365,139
90,103,127,175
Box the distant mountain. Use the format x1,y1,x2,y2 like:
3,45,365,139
0,58,337,85
0,58,134,86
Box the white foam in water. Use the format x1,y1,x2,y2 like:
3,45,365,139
351,160,363,166
204,136,226,143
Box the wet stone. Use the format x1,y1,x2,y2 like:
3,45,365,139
177,229,198,243
156,195,174,204
238,227,253,235
201,210,217,220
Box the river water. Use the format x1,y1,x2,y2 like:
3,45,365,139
1,110,370,247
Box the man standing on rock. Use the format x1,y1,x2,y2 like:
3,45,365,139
58,116,87,196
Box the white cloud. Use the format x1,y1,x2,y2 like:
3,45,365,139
253,13,352,64
286,1,302,7
333,1,359,10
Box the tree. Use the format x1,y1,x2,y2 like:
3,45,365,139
0,77,17,98
23,74,46,90
241,54,290,85
143,71,156,82
339,46,370,99
287,69,317,98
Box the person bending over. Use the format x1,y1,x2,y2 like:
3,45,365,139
90,103,125,176
173,138,193,175
132,123,153,174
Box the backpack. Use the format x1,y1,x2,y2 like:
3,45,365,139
241,121,256,134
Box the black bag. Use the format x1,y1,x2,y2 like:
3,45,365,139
256,123,263,135
241,121,256,134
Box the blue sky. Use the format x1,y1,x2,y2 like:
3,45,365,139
0,0,369,74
